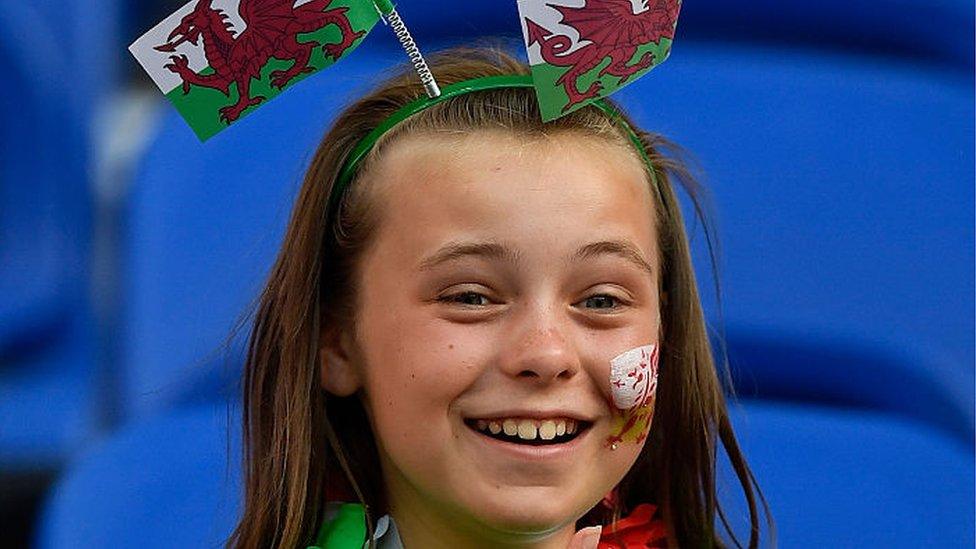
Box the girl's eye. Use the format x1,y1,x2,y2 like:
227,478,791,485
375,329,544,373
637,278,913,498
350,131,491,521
439,291,491,306
580,294,625,311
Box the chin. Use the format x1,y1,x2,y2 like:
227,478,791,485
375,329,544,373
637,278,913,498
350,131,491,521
469,486,591,535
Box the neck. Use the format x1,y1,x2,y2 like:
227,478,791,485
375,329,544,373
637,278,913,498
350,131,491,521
386,479,577,549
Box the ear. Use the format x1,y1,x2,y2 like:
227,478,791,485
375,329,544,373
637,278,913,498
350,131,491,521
319,326,362,397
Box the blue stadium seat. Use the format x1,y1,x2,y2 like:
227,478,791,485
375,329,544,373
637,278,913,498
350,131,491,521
719,401,974,547
0,3,101,471
34,0,119,115
678,0,973,69
718,329,972,443
35,403,242,549
615,41,973,438
35,400,974,547
0,318,99,469
0,4,90,355
119,47,415,418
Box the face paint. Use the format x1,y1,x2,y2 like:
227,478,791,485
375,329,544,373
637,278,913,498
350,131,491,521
606,344,659,449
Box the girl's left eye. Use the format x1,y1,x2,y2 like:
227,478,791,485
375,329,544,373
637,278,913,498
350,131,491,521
579,294,624,311
438,291,491,306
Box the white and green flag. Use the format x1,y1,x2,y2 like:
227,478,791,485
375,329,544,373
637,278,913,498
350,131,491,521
129,0,382,140
517,0,682,121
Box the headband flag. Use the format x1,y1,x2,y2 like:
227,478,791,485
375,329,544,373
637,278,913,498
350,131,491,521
129,0,384,141
517,0,681,121
130,0,683,140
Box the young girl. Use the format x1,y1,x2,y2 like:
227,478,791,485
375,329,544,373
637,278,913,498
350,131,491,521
229,46,772,548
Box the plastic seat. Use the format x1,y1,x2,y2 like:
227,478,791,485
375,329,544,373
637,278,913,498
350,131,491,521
719,401,974,547
0,3,100,472
719,329,972,443
678,0,973,68
35,403,242,549
0,5,90,354
32,0,118,117
615,41,973,436
0,319,99,469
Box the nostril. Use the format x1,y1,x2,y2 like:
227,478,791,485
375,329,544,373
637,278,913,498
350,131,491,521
515,367,576,380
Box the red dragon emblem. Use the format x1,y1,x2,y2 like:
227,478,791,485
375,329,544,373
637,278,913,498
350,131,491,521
155,0,365,124
525,0,681,112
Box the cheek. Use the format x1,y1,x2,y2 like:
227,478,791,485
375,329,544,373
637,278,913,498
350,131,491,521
360,318,486,437
605,343,659,449
360,319,493,492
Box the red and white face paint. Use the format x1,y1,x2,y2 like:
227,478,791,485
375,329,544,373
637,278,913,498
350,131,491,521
606,344,659,449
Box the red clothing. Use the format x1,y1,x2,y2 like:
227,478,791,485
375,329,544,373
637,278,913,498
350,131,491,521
598,503,668,548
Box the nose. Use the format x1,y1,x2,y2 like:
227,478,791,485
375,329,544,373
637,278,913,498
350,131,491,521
500,307,581,384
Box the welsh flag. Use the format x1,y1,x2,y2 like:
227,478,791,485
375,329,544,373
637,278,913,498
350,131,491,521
129,0,382,141
517,0,682,121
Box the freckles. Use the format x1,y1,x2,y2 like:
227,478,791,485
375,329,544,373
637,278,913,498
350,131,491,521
605,344,659,450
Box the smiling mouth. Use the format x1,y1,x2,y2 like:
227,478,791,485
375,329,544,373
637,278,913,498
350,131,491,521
464,417,592,446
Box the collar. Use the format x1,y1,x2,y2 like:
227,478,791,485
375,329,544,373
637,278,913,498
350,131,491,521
597,503,668,548
309,501,666,548
308,502,403,549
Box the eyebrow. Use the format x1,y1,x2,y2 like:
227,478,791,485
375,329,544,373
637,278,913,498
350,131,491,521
418,241,522,271
574,240,656,279
418,239,655,278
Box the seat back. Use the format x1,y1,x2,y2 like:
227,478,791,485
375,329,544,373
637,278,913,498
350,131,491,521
0,5,91,354
719,401,974,546
36,404,242,549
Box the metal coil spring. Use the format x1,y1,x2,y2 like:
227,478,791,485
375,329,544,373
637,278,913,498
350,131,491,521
385,8,441,98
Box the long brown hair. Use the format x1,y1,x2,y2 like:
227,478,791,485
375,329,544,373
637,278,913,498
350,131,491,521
228,45,773,548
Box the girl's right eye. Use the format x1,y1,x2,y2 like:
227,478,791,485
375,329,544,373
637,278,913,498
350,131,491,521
438,291,491,306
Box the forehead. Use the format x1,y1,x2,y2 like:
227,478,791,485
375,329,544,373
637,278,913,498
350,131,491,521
363,130,658,273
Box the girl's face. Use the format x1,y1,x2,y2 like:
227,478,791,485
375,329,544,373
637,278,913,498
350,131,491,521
327,130,661,545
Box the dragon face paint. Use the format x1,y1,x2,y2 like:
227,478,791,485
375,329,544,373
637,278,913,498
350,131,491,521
606,344,659,449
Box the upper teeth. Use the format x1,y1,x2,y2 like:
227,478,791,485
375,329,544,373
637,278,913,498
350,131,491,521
474,418,579,441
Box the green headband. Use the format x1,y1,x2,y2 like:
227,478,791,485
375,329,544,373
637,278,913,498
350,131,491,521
327,74,663,225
